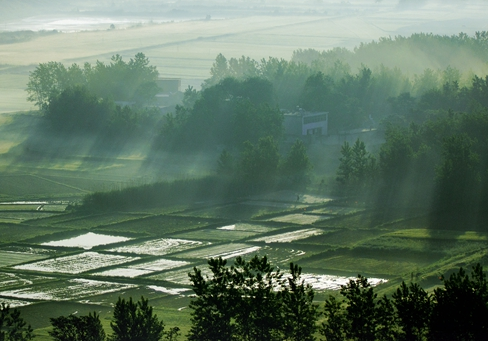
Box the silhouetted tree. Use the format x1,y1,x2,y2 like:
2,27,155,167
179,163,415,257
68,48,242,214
49,312,105,341
110,296,165,341
238,136,280,193
429,264,488,340
321,295,347,341
0,303,33,341
392,282,431,341
280,139,312,189
280,263,319,341
187,258,236,341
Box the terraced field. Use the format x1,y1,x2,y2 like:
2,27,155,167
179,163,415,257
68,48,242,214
0,191,487,339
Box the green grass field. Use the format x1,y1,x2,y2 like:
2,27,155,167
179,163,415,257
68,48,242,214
0,180,486,339
2,7,488,338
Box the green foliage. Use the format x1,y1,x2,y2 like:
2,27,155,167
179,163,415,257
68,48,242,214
187,258,237,341
280,139,312,189
321,295,346,341
434,133,480,212
238,136,280,192
158,77,281,151
336,138,377,197
86,53,159,105
45,86,112,132
217,149,234,177
110,296,165,341
188,256,319,341
0,303,33,341
392,282,430,341
320,264,488,341
429,264,488,340
26,62,87,110
280,263,319,341
26,53,159,110
49,312,105,341
80,176,232,212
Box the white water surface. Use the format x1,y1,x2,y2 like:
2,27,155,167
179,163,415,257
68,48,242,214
42,232,131,249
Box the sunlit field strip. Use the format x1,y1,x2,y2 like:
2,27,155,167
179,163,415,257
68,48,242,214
146,285,191,296
148,266,386,292
171,229,260,241
0,298,33,308
296,273,387,291
251,246,306,265
0,251,50,267
93,259,190,278
252,228,324,243
0,272,54,289
148,266,213,285
172,243,261,260
13,252,140,274
108,238,208,256
0,278,138,301
265,214,329,224
217,223,277,233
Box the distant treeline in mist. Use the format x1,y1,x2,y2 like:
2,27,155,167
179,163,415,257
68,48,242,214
26,31,488,148
159,31,488,150
0,30,59,45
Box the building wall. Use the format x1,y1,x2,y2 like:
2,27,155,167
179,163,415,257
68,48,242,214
302,112,328,136
156,78,181,93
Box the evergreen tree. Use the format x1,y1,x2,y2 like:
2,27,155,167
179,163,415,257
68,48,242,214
281,139,312,189
280,263,319,341
187,258,235,341
110,297,165,341
429,264,488,340
392,282,431,341
0,303,33,341
321,295,347,341
49,312,105,341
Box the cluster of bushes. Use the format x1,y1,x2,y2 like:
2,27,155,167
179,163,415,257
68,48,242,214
80,176,232,212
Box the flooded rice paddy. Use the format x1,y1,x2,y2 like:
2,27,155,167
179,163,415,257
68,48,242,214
0,198,388,311
42,232,132,249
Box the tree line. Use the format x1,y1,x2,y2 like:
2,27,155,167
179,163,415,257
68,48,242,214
3,259,488,340
334,75,488,228
26,32,488,153
80,137,311,212
25,53,161,139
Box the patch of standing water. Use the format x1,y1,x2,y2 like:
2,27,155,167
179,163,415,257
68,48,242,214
147,286,190,296
296,273,387,291
108,238,207,256
14,252,139,274
42,232,132,249
252,228,323,243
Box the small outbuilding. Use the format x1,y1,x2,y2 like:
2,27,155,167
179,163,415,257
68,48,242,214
284,110,328,137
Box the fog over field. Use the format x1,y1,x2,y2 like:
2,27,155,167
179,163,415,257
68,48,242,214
1,0,487,113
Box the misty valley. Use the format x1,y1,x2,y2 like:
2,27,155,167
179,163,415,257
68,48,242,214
1,1,488,340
